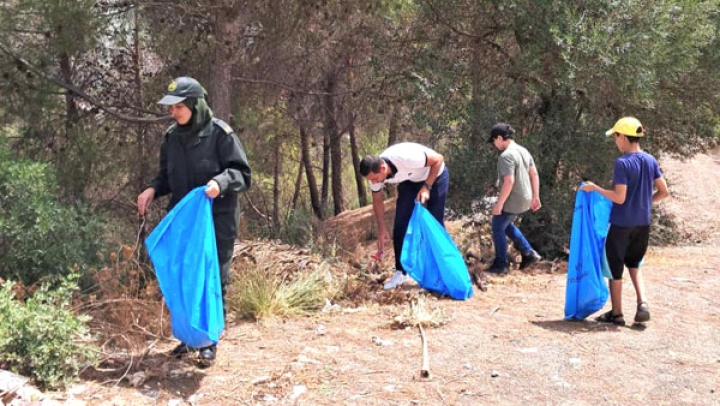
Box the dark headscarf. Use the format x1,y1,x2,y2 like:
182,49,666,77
170,96,214,147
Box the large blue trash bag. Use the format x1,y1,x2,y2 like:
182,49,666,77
564,186,612,320
145,187,225,348
400,202,473,300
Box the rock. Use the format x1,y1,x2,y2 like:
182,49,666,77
491,370,499,378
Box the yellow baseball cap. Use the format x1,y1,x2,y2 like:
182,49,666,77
605,117,644,137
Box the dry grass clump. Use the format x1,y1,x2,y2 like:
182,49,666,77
229,242,333,320
391,294,449,329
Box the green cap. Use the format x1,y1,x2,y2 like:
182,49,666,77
157,77,205,105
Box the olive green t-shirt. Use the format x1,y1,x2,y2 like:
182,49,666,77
497,142,535,214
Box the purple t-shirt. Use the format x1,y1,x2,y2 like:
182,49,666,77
610,152,662,227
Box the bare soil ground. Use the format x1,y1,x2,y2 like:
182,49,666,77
61,150,720,406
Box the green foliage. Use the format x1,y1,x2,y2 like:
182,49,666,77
0,275,97,390
0,140,104,285
229,268,327,320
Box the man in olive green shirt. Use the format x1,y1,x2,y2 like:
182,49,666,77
487,123,542,274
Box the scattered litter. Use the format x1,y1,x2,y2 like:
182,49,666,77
569,358,581,370
297,354,322,365
322,298,341,312
129,371,147,388
290,385,307,400
187,393,205,404
252,376,271,385
371,336,394,346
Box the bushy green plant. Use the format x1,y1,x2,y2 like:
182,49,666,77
0,140,104,285
0,275,97,390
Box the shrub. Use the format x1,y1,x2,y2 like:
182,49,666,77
229,267,327,320
0,275,97,390
0,140,104,285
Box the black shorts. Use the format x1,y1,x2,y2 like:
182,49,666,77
605,225,650,280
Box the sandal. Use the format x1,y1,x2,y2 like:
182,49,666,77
597,310,625,326
635,301,650,323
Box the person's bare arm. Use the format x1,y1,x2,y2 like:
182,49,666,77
580,182,627,204
493,174,514,215
371,191,389,254
417,151,444,204
653,177,669,203
529,165,541,212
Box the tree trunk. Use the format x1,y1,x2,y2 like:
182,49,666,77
300,125,323,219
325,72,345,216
348,111,367,207
133,11,147,194
291,157,303,210
208,8,245,122
387,104,399,147
347,59,367,207
272,137,281,229
321,110,330,213
59,52,87,201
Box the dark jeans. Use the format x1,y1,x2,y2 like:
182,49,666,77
393,167,449,272
491,212,533,264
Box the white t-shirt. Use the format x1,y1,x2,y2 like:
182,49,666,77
369,142,445,192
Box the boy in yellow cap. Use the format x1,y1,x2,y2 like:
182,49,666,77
580,117,669,326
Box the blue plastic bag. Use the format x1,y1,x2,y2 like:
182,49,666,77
400,202,473,300
145,187,225,348
564,187,611,320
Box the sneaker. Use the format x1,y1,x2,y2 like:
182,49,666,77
198,345,216,367
485,260,509,275
519,251,542,270
383,271,408,290
170,343,196,357
635,301,650,323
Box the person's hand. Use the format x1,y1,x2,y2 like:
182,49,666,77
531,197,542,212
416,186,430,204
377,228,390,254
137,188,155,215
371,249,383,262
579,182,596,192
491,202,503,216
205,179,221,199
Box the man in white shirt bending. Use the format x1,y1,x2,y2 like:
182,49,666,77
359,142,449,290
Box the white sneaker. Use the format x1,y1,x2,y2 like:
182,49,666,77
383,271,408,290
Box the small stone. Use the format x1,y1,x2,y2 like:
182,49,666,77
491,370,499,378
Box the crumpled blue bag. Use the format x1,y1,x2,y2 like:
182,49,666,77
400,202,473,300
145,187,225,348
564,186,611,320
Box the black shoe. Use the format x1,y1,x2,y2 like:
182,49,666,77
198,345,216,367
485,260,509,275
519,251,541,270
170,343,196,357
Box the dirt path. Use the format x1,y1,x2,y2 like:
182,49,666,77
72,151,720,406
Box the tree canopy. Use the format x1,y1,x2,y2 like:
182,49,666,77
1,0,718,257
